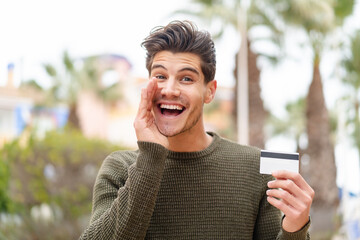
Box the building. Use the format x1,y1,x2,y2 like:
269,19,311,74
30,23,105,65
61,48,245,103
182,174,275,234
0,64,33,146
0,64,68,147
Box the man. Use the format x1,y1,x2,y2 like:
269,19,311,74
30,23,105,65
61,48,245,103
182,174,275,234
79,20,314,239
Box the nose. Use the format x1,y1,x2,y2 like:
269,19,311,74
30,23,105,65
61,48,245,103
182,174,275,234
159,78,180,97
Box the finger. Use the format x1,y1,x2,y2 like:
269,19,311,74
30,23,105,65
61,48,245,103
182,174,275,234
137,78,156,118
146,78,157,111
272,170,314,195
268,179,303,198
268,178,314,213
266,188,303,210
136,88,148,119
267,195,299,218
268,195,310,233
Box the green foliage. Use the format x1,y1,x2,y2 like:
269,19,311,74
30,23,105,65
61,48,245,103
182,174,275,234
341,30,360,156
178,0,284,63
41,50,123,106
334,0,356,25
44,64,57,77
342,30,360,88
0,150,13,213
267,97,306,146
20,79,43,91
268,0,338,33
267,96,339,150
267,0,355,59
21,50,124,130
63,51,75,73
0,128,122,239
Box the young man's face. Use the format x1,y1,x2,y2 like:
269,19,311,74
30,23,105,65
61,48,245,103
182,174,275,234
150,51,215,138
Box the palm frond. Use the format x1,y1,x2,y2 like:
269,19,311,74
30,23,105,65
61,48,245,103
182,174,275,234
342,31,360,88
98,82,122,102
334,0,355,25
44,64,57,77
248,3,283,37
20,79,44,91
256,53,281,65
63,51,75,73
174,2,238,33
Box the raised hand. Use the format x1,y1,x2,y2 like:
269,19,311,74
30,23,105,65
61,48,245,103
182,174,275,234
266,171,314,232
134,77,169,148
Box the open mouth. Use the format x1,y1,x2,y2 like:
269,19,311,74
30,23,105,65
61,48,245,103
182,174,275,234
159,104,185,117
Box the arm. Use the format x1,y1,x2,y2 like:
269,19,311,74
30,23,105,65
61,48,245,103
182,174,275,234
80,78,169,239
79,142,168,240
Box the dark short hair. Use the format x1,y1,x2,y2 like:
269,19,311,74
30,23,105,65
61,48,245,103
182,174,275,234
141,20,216,84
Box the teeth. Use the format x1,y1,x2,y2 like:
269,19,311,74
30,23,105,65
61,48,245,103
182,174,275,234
160,104,183,110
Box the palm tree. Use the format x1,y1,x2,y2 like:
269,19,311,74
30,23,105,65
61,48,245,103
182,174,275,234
177,0,284,148
268,0,354,209
42,51,81,128
341,30,360,159
22,51,122,130
265,0,355,235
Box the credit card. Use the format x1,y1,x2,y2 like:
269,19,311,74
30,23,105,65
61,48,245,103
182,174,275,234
260,150,299,175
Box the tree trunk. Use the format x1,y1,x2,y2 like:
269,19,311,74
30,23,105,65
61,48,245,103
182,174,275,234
67,103,80,129
305,62,338,207
233,40,267,149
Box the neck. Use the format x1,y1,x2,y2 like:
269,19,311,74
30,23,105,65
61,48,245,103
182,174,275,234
167,130,212,152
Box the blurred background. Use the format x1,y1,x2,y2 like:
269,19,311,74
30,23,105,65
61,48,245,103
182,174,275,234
1,0,360,239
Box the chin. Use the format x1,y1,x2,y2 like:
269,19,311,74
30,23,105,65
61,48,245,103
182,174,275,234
158,128,180,138
156,124,183,138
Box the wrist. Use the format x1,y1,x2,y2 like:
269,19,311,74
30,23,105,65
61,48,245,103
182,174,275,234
136,141,168,173
282,215,310,233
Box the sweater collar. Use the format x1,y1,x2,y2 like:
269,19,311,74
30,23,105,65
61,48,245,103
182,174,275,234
166,132,220,160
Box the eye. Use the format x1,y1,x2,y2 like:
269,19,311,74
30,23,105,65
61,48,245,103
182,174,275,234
155,75,166,80
181,76,193,82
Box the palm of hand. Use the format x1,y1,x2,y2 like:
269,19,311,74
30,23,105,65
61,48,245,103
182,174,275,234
134,78,169,148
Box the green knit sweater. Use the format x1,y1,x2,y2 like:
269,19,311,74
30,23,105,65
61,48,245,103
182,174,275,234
79,132,310,240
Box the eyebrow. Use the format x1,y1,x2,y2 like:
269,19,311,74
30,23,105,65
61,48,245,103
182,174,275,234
180,67,200,76
151,64,200,76
151,64,167,71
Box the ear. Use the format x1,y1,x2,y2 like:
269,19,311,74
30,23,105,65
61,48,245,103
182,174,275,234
204,80,217,104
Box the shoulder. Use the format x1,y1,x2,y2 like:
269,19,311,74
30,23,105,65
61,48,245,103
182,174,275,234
101,150,138,170
215,134,261,159
211,133,271,192
96,150,138,184
212,133,263,175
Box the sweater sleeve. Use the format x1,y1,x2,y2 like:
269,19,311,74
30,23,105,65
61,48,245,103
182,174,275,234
78,141,168,240
253,174,311,240
277,216,311,240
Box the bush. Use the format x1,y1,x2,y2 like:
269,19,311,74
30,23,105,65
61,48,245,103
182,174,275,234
0,128,123,239
0,149,12,213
